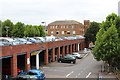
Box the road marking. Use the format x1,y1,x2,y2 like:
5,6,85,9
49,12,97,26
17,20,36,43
66,71,74,77
86,72,91,78
83,53,88,58
43,67,49,68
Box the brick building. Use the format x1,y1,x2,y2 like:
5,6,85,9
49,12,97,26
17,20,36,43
1,38,85,78
48,20,90,37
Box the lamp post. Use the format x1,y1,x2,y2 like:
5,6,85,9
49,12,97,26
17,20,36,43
5,26,9,37
41,22,47,36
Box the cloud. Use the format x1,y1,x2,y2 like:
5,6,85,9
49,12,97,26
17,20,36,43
0,0,119,25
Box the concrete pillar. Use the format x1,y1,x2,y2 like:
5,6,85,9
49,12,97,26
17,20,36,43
52,48,55,62
66,46,69,54
76,43,78,52
36,53,39,69
11,54,17,77
78,43,80,51
25,52,30,71
58,47,60,59
80,43,83,50
62,46,65,57
73,44,75,52
44,49,48,65
79,43,81,50
70,44,72,54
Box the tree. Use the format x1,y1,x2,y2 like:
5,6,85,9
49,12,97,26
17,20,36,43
84,21,100,43
93,13,120,70
0,20,2,36
2,19,14,37
115,16,120,38
12,22,25,37
38,25,45,37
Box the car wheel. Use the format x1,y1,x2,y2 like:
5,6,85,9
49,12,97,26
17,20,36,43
58,60,61,63
73,61,76,64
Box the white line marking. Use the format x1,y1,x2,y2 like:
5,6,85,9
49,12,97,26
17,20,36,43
66,71,74,77
43,67,49,68
86,72,91,78
83,53,88,58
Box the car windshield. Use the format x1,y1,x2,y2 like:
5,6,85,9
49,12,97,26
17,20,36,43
27,72,37,75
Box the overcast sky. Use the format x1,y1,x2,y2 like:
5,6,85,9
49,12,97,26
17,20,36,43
0,0,120,25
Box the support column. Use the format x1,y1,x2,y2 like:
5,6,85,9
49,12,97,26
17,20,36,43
80,43,83,50
78,43,80,51
11,54,17,77
70,44,72,54
52,48,55,62
58,47,60,59
25,52,30,71
36,53,39,69
73,44,75,52
76,43,78,52
44,49,48,65
62,46,65,57
66,46,69,54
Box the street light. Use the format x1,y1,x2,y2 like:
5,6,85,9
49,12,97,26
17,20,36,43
5,26,9,37
41,22,47,36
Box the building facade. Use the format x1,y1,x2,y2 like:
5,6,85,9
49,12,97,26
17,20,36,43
1,38,85,78
118,1,120,16
47,20,90,37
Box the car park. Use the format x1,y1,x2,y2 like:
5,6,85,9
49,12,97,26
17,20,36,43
58,54,76,64
16,69,46,80
72,52,82,59
0,37,19,46
27,38,37,43
14,38,32,44
34,37,45,43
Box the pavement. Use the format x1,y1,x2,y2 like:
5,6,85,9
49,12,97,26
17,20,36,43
98,71,118,80
41,50,89,68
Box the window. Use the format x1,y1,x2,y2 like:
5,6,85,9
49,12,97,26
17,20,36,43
56,31,59,34
51,31,53,34
53,26,54,29
67,31,70,34
62,31,64,34
73,31,76,34
56,26,57,29
72,26,74,29
64,26,65,28
61,26,62,28
50,26,52,29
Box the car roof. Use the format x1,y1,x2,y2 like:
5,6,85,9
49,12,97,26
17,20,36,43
28,69,41,73
73,53,79,54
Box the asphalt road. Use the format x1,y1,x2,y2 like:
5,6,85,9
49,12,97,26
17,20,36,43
42,51,103,78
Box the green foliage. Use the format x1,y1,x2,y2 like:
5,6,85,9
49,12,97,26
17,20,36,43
84,21,100,42
2,19,14,37
93,13,120,69
1,19,46,37
12,22,25,37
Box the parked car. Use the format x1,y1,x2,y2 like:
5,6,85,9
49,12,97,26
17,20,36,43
34,37,45,43
16,69,46,80
0,37,19,45
14,38,32,44
72,52,82,59
27,38,37,43
58,54,76,64
44,36,55,42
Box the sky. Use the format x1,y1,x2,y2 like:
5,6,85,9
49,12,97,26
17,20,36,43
0,0,120,25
